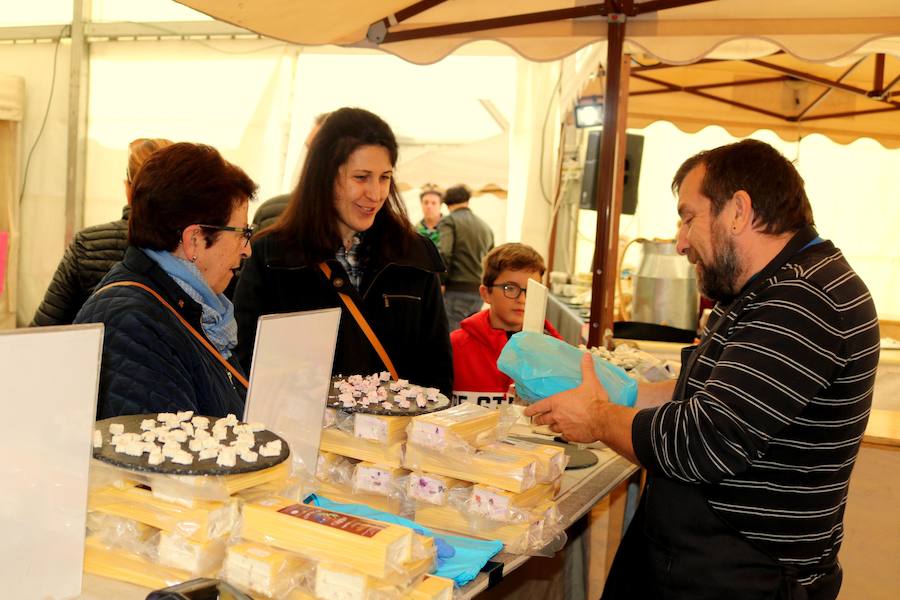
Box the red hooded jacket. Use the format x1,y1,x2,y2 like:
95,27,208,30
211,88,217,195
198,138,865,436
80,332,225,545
450,308,563,393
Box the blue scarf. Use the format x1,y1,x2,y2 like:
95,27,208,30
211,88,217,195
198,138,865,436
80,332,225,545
142,248,238,359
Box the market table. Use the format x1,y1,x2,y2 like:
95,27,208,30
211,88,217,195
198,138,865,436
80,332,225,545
78,448,637,599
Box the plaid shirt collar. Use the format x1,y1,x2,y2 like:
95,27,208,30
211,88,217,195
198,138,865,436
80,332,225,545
335,233,364,289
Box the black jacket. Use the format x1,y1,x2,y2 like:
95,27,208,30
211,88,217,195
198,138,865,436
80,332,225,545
251,194,290,232
31,207,130,326
233,231,453,397
74,246,247,419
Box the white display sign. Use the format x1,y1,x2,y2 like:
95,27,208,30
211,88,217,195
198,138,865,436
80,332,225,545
522,278,549,334
0,324,103,600
244,308,341,480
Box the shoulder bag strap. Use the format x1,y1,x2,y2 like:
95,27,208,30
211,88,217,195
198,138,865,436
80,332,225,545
319,262,399,380
94,281,249,389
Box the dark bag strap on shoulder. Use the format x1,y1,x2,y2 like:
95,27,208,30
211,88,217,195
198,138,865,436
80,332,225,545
94,281,249,389
318,262,399,380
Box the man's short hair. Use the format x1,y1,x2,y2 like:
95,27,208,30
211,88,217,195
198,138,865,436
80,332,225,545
672,139,814,235
482,243,546,287
444,185,471,206
419,183,443,202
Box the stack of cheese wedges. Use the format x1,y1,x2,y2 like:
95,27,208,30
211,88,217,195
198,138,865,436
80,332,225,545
402,404,568,554
84,457,292,589
233,495,449,599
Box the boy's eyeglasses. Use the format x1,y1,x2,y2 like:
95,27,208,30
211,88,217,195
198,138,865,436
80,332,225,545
196,223,257,246
490,282,527,300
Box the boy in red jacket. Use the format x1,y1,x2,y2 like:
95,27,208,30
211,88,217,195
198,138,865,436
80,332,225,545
451,243,562,394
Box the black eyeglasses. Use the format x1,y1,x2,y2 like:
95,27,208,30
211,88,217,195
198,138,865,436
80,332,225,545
490,282,527,300
196,223,256,246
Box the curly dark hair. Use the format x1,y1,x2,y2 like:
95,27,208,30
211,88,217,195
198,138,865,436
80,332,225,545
672,139,814,235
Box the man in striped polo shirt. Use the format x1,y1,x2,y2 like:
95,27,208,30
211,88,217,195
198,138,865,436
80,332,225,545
527,139,879,599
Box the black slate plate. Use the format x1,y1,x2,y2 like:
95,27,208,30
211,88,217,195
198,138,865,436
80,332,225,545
326,377,450,416
93,414,289,476
509,435,599,470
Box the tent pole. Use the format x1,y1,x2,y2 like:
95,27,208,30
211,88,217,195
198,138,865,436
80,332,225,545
64,0,91,245
587,12,630,349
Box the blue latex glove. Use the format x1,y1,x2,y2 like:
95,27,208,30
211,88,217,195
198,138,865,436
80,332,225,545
413,527,456,567
306,494,502,586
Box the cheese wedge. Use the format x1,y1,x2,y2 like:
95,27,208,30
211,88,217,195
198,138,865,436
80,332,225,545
353,462,409,497
403,575,455,600
88,484,239,543
414,502,540,551
157,531,227,575
406,472,471,506
404,444,537,493
484,439,567,483
317,480,403,515
469,481,559,522
408,403,500,450
83,535,191,589
320,427,404,467
354,413,411,446
223,540,314,598
150,459,291,505
241,498,414,579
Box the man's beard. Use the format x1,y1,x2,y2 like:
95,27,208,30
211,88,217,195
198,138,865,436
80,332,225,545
693,224,742,304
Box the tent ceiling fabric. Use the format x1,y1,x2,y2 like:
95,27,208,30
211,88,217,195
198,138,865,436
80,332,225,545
580,52,900,147
177,0,900,65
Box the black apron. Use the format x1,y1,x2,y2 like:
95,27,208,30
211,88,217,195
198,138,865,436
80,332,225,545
601,226,842,600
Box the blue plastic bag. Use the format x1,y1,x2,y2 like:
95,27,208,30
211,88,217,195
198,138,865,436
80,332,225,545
497,331,637,406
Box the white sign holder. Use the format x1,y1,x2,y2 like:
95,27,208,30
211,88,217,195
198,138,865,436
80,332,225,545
243,308,341,480
522,278,549,334
0,324,103,600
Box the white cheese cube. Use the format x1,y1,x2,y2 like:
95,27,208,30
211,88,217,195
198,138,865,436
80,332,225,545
92,429,102,449
108,423,125,435
258,440,281,457
217,448,237,467
191,416,210,430
140,419,156,431
198,447,219,460
240,449,258,463
148,450,165,466
171,450,194,465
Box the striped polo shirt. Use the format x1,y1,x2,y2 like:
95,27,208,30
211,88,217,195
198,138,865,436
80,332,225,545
632,238,880,584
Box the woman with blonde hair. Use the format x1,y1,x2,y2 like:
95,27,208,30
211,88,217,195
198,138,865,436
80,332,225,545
31,137,173,326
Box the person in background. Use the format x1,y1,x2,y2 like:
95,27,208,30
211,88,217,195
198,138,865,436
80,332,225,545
75,143,257,419
31,137,173,326
252,112,330,232
416,183,443,244
438,184,494,331
451,243,562,394
527,139,879,600
233,107,453,396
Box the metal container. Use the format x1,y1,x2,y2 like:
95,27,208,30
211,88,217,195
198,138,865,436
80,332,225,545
631,238,699,331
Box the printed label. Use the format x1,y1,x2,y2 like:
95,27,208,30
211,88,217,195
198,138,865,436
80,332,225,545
278,504,386,538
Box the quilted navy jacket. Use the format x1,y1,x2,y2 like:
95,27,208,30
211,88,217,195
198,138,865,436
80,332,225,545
74,246,247,419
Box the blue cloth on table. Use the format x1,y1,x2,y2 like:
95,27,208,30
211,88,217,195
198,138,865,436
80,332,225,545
306,494,503,586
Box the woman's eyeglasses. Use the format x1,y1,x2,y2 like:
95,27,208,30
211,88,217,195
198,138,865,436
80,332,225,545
491,282,527,300
196,223,256,246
